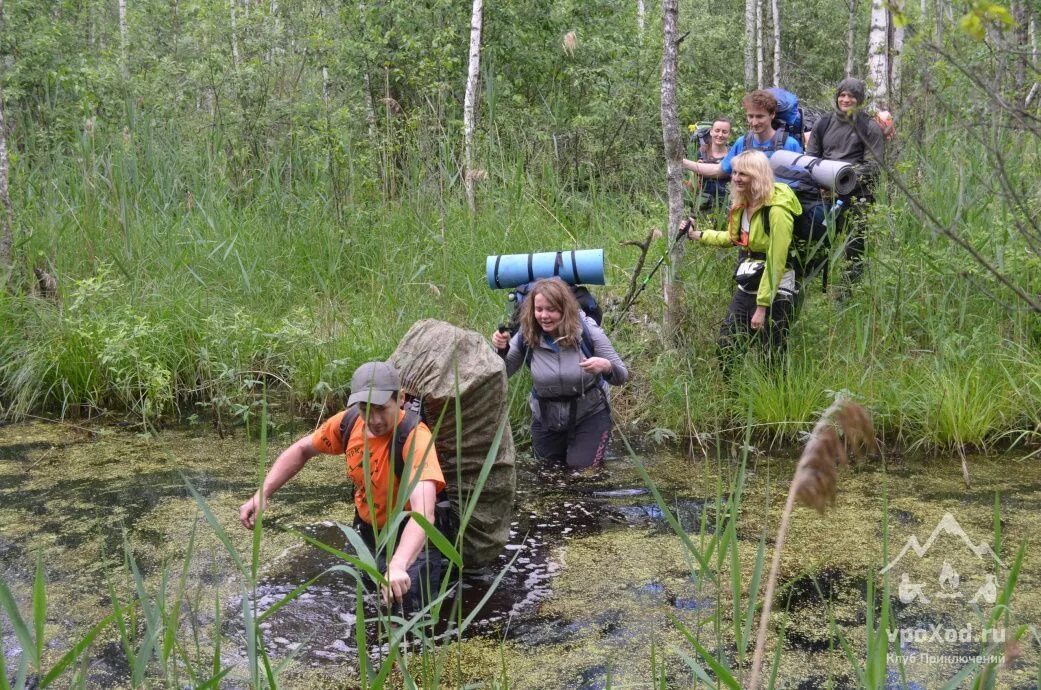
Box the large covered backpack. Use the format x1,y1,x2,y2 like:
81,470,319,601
388,320,516,567
507,280,602,335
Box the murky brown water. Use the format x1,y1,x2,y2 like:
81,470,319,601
1,419,1040,688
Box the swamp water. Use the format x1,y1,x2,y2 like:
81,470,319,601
1,419,1040,688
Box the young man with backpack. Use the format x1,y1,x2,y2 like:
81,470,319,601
806,78,885,283
682,90,802,182
239,361,446,612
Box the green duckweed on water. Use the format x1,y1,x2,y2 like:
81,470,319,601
2,419,1041,688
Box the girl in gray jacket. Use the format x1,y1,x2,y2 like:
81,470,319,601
490,278,628,472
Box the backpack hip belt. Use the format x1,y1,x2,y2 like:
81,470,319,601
533,378,602,403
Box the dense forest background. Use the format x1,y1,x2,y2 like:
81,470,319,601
0,0,1039,450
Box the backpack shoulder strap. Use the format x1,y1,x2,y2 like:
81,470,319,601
516,337,533,368
772,128,787,151
815,112,833,143
392,410,423,479
743,131,754,149
760,204,773,237
338,406,362,448
341,406,423,480
578,318,595,359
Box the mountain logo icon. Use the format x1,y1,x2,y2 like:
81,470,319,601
879,512,1005,576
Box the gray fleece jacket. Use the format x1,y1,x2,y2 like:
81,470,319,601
806,78,885,195
503,315,629,432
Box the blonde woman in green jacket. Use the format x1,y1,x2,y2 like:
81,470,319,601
686,149,802,376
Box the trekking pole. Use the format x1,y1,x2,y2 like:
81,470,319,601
495,324,510,357
496,291,519,357
608,217,693,334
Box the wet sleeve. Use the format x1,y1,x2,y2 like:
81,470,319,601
403,424,445,494
311,411,349,455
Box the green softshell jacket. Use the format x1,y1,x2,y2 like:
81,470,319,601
698,183,802,307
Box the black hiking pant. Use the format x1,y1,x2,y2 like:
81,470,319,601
354,513,443,617
717,288,795,379
531,406,612,470
839,193,873,281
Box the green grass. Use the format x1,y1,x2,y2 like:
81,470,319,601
2,122,1040,454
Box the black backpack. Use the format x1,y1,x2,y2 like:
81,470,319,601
507,281,602,336
760,197,846,289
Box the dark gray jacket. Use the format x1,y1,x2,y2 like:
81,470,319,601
807,78,885,195
503,315,629,431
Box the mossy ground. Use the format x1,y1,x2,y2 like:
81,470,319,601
2,421,1040,688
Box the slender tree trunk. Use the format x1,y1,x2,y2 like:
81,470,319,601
363,72,378,144
1031,15,1037,64
661,0,685,326
846,0,858,77
771,0,781,86
1012,0,1028,93
1028,17,1039,105
744,0,756,89
889,0,905,103
0,0,13,274
756,0,765,88
637,0,646,43
867,0,889,106
935,0,944,43
119,0,129,75
230,0,240,69
267,0,278,63
463,0,483,213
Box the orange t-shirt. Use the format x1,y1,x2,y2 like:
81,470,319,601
311,409,445,528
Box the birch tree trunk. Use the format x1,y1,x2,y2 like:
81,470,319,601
745,0,756,89
771,0,780,86
230,0,240,69
661,0,685,326
1029,17,1038,104
0,0,13,273
119,0,129,75
363,72,378,145
637,0,646,43
889,0,905,102
268,0,278,62
1012,0,1028,93
846,0,858,77
756,0,765,88
867,0,889,106
935,0,944,43
463,0,483,214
